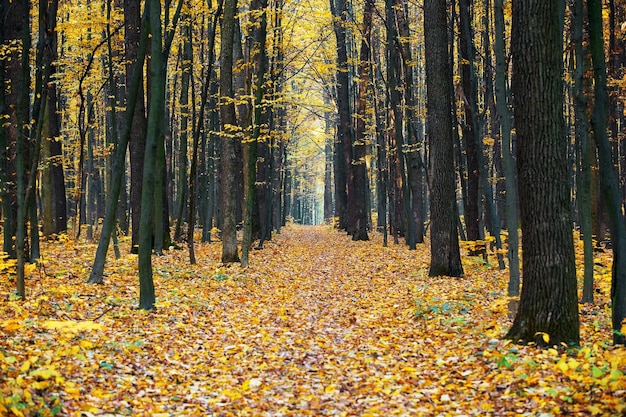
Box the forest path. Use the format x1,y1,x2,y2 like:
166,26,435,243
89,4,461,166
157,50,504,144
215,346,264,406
197,225,437,414
2,225,621,416
155,224,509,415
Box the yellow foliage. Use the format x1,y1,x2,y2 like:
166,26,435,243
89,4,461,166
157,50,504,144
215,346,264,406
0,225,623,415
41,320,104,333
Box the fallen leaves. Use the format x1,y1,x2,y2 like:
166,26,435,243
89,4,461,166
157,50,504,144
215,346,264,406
0,225,625,415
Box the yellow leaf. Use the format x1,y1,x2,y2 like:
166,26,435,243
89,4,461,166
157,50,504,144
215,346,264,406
42,320,104,333
241,379,250,391
20,360,32,373
23,389,33,405
81,405,100,413
31,381,50,390
556,358,569,373
222,389,242,401
10,407,25,417
80,339,94,349
1,319,22,333
324,384,338,394
588,405,604,415
30,366,63,382
535,332,550,344
567,358,580,370
24,263,37,275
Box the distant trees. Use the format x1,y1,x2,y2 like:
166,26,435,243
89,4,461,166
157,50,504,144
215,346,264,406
1,0,624,344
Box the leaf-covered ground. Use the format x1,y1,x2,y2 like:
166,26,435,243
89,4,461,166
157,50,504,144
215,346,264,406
1,225,625,416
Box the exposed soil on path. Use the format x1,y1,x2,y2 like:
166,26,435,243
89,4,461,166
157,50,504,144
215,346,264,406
1,225,623,416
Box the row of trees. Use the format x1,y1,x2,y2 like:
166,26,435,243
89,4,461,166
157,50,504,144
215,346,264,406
324,0,626,345
1,0,625,344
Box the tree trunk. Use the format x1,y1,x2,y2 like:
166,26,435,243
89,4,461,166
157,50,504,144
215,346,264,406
349,0,373,242
323,107,334,223
459,0,481,248
397,0,425,244
330,0,352,232
219,0,240,263
137,0,164,310
88,7,148,284
127,0,148,254
571,0,594,304
587,0,626,345
3,0,31,298
494,0,520,296
39,0,66,237
242,0,269,266
189,1,221,261
425,0,463,278
386,0,414,248
506,0,579,346
173,19,192,242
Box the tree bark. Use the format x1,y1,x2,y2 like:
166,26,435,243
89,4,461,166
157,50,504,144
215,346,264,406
350,0,373,242
587,0,626,345
386,0,414,248
242,0,269,266
506,0,579,346
571,0,594,304
329,0,352,232
127,0,148,254
3,0,31,298
137,0,165,310
219,0,240,263
88,7,148,284
459,0,481,248
494,0,520,296
38,0,67,237
425,0,464,278
173,18,192,242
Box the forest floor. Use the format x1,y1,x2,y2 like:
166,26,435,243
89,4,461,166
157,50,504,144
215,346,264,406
1,225,625,416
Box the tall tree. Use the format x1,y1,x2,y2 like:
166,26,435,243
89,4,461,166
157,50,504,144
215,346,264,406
88,6,149,284
571,0,594,304
0,0,29,258
494,0,520,296
587,0,626,345
458,0,481,248
2,0,31,298
386,0,415,248
173,15,193,242
425,0,463,277
188,0,222,262
329,0,352,232
349,0,373,241
39,0,67,237
396,0,425,245
242,0,270,266
506,0,579,346
126,0,148,254
137,0,166,310
219,0,240,263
